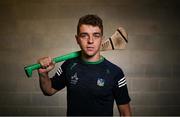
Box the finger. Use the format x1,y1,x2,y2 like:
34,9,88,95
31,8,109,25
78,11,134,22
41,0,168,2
48,56,52,62
38,68,47,73
38,57,52,69
39,61,45,68
51,58,56,65
40,60,48,69
48,56,56,66
45,56,52,66
44,57,51,66
46,64,55,72
41,65,47,69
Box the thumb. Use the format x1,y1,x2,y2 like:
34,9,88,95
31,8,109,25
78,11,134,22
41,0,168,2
38,68,48,74
46,64,55,72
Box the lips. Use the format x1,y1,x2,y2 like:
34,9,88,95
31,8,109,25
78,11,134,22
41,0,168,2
87,46,94,51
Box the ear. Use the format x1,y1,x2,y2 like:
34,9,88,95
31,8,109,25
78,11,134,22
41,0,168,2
75,35,80,45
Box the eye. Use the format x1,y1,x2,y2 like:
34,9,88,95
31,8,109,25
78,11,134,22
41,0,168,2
93,33,102,38
79,33,89,39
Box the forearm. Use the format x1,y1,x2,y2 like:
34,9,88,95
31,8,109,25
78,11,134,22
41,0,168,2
38,72,56,96
120,109,131,116
118,103,132,116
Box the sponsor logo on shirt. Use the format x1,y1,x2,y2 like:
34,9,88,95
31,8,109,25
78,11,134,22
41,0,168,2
97,78,105,87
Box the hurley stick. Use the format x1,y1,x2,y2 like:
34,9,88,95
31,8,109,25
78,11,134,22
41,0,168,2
24,27,128,78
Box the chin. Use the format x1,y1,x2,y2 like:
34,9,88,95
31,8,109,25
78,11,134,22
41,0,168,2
84,51,96,57
86,53,96,57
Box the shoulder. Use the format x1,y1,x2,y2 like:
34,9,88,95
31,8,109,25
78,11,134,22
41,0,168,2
103,58,125,78
63,56,78,64
104,59,124,73
61,57,80,69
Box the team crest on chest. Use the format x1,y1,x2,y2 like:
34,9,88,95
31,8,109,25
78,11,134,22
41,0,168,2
97,78,105,87
70,72,79,85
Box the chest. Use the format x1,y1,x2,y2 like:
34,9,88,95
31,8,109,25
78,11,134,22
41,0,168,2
66,65,114,96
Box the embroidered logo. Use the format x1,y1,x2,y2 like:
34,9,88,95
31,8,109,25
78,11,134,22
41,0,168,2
106,69,110,74
70,72,79,85
97,78,105,87
70,63,78,70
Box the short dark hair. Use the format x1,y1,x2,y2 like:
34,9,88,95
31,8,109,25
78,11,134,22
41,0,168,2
77,14,103,35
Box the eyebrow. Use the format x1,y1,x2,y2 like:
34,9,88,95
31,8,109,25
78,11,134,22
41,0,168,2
79,32,101,35
93,32,102,35
79,32,88,35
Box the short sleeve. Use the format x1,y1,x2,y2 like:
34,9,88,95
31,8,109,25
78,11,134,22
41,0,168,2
50,62,67,90
113,68,131,105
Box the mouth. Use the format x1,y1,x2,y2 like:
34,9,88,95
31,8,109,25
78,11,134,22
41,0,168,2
86,46,94,51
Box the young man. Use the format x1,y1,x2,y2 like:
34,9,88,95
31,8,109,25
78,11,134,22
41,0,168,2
38,14,131,116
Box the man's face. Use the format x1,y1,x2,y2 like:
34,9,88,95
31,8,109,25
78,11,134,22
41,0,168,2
76,24,103,57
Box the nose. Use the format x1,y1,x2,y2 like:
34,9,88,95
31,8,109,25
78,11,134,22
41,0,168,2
88,35,94,44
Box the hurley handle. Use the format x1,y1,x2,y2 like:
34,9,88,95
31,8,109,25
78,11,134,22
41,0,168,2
24,51,81,78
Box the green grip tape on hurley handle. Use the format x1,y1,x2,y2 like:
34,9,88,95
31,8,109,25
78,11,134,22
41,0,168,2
24,51,81,78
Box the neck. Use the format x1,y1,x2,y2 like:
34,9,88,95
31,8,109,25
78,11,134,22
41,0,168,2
81,52,101,62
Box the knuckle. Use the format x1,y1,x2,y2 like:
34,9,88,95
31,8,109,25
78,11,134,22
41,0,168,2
38,56,53,69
